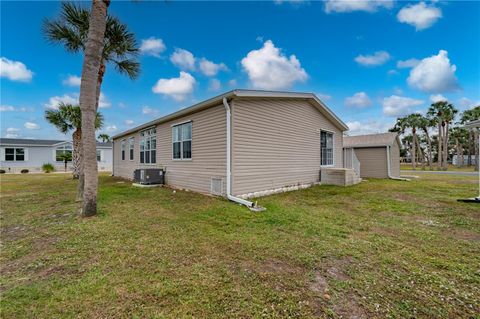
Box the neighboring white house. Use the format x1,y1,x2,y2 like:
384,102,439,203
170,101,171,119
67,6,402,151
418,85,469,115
0,138,112,173
452,155,477,166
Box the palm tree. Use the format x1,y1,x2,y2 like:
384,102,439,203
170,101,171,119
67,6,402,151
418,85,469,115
417,115,435,170
45,1,139,216
57,151,73,172
392,114,423,169
43,2,140,107
450,127,468,167
427,101,458,170
460,106,480,170
45,103,104,178
97,133,110,142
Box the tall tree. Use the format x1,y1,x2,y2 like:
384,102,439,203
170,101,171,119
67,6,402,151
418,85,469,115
44,1,139,214
417,115,435,170
460,106,480,170
97,133,110,142
45,103,104,178
427,101,458,170
450,127,468,167
392,114,423,169
78,0,109,217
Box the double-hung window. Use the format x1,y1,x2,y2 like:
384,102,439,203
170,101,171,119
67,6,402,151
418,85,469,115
320,131,334,166
5,148,25,161
121,139,126,160
129,137,134,160
140,128,156,164
96,150,102,162
172,122,192,160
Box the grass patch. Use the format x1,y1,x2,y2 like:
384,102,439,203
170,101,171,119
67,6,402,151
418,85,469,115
1,173,479,318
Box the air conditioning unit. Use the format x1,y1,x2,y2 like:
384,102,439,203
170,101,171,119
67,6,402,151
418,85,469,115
133,168,165,185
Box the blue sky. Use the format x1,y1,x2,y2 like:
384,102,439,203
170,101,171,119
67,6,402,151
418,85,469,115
1,0,479,139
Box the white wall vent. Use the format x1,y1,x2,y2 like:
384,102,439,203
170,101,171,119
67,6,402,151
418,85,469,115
211,178,223,196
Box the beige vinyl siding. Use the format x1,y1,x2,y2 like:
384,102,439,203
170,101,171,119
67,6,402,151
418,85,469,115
113,132,142,179
113,104,227,195
390,140,400,177
231,98,344,196
353,147,388,178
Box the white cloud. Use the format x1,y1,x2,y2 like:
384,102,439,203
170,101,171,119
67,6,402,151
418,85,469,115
98,92,111,108
208,79,221,91
7,127,20,133
63,74,81,86
0,105,15,112
388,70,398,75
139,37,166,57
459,97,480,109
346,120,394,135
152,71,196,101
142,106,159,115
317,93,332,101
24,122,40,130
429,94,447,103
0,57,33,82
382,95,424,116
199,58,228,76
345,92,372,108
355,51,390,66
324,0,393,13
105,125,118,133
124,120,135,126
44,94,78,109
241,40,307,90
170,48,196,71
228,79,237,87
6,133,19,138
397,2,442,31
397,58,420,69
407,50,458,93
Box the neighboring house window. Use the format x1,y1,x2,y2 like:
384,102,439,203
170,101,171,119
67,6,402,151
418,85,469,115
56,145,72,162
172,122,192,160
320,131,334,166
121,139,126,160
5,148,25,161
129,137,134,160
96,150,102,162
140,128,156,164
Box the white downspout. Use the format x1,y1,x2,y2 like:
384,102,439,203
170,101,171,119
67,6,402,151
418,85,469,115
223,98,256,208
387,145,409,181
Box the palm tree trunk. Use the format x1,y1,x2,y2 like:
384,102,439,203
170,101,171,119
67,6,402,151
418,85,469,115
468,131,473,166
411,129,417,170
72,129,82,178
443,122,449,170
79,0,108,217
437,122,442,170
425,129,433,170
475,129,479,172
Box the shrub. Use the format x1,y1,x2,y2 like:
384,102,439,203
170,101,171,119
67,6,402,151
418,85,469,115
20,169,29,174
42,163,55,173
0,169,5,174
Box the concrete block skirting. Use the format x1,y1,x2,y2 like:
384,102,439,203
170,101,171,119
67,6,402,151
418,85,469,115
321,168,362,186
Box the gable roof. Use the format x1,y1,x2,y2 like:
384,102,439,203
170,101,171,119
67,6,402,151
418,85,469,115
0,138,112,148
343,132,400,148
112,89,349,139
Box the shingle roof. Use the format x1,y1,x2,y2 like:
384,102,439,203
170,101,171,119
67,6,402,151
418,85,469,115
343,132,399,148
0,138,66,146
112,89,349,139
0,138,112,147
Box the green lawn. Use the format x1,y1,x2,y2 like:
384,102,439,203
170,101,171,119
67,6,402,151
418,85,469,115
1,173,479,318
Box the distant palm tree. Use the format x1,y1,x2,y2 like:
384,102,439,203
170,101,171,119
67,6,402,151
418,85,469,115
460,106,480,170
97,133,110,142
427,101,458,170
45,103,103,178
57,151,73,172
392,114,423,169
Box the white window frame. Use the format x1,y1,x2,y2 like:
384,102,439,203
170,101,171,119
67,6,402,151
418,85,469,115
121,139,126,161
96,149,102,162
4,147,26,162
140,127,157,165
172,121,192,161
129,137,135,161
320,130,335,167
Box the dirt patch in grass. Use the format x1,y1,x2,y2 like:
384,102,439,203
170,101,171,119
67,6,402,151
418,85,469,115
448,229,480,242
310,257,367,319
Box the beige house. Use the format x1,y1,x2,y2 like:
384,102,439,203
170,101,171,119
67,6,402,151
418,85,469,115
343,132,401,179
112,90,352,206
